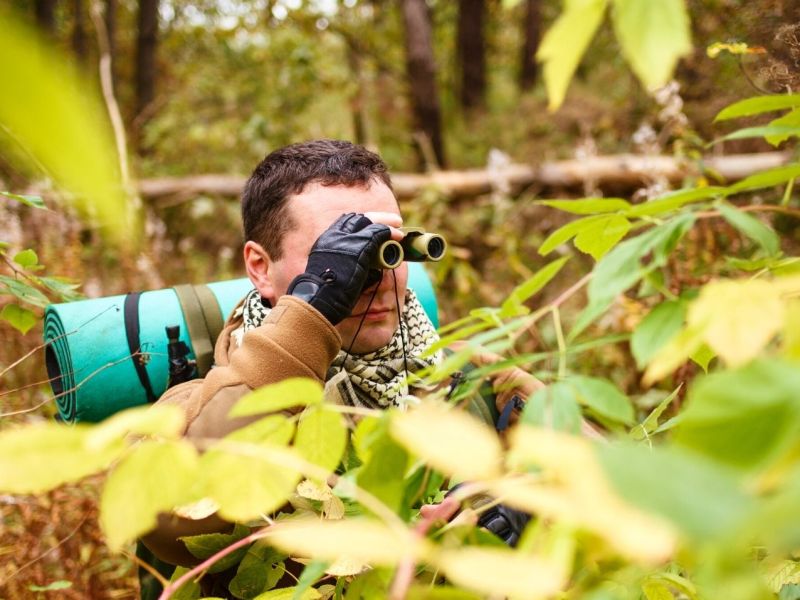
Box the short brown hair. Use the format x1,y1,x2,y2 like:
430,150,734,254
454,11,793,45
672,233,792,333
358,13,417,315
242,139,392,259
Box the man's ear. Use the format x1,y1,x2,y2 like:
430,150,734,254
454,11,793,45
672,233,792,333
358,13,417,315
243,241,277,304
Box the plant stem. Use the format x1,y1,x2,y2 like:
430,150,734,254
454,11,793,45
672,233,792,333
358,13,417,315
783,177,795,207
552,307,567,379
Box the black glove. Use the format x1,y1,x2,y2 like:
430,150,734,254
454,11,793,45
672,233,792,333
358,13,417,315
287,213,391,326
477,504,531,547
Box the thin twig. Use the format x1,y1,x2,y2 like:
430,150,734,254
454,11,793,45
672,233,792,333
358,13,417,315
783,178,795,207
122,547,170,588
0,517,87,585
552,307,567,380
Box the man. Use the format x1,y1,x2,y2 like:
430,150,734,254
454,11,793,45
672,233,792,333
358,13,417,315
141,139,542,573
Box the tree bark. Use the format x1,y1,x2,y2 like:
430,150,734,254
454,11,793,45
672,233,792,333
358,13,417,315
457,0,486,110
34,0,58,35
135,0,159,126
519,0,541,91
71,0,87,62
400,0,446,169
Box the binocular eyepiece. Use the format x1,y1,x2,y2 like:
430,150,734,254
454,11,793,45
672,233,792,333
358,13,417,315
374,228,447,270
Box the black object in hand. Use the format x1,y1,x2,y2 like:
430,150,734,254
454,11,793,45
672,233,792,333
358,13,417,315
288,213,391,326
477,504,531,548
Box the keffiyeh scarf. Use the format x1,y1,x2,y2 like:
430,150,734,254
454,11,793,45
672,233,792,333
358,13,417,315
234,288,442,409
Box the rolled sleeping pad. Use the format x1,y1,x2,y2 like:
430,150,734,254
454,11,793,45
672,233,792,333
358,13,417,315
44,262,439,423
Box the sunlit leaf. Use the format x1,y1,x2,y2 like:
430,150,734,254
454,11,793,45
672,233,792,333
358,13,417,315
391,402,502,480
265,518,423,566
27,581,72,592
716,125,800,143
229,378,323,418
253,587,320,600
715,94,800,121
0,303,38,334
0,422,122,493
436,547,566,598
765,107,800,146
573,213,632,260
86,404,186,450
538,198,631,215
294,405,347,475
12,249,39,269
0,13,135,243
611,0,691,91
727,164,800,193
690,343,716,373
625,186,726,217
537,0,609,110
539,215,606,256
101,439,201,550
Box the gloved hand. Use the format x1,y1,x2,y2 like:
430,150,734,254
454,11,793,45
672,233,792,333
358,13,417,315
287,213,391,326
477,504,531,547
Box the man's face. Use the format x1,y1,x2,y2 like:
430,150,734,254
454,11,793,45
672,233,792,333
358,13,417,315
260,181,408,354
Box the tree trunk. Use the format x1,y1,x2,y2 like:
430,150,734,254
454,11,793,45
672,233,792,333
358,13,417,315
519,0,541,91
71,0,87,62
400,0,446,169
135,0,159,126
457,0,486,110
34,0,58,35
346,45,368,146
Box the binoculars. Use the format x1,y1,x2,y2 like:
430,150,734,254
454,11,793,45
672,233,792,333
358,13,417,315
374,227,447,269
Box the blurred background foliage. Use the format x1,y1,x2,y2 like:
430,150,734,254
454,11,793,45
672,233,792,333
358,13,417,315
3,0,800,597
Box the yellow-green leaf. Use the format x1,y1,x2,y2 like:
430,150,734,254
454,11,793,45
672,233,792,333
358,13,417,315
538,198,631,215
0,423,122,494
86,405,186,450
253,587,321,600
12,249,39,269
0,14,136,243
101,439,201,550
501,256,570,316
229,378,323,418
537,0,609,110
436,547,566,598
573,214,632,260
0,304,38,334
294,405,347,474
765,107,800,146
265,518,422,566
391,402,502,481
539,215,606,256
611,0,691,91
714,94,800,122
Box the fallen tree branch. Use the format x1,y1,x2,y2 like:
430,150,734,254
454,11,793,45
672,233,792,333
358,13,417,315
136,151,793,204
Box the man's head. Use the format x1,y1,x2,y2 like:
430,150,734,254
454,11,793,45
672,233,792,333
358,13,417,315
242,140,409,354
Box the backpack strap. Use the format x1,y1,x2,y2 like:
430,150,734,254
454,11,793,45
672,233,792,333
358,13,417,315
172,284,224,377
123,292,157,403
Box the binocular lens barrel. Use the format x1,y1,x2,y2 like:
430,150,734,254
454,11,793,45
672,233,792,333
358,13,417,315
374,231,447,269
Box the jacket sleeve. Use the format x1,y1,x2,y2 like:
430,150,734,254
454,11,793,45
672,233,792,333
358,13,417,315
140,295,341,565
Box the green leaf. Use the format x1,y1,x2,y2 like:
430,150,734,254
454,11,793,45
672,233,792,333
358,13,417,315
717,202,780,256
524,383,582,433
0,422,122,494
229,543,286,599
0,15,135,243
12,249,39,269
538,198,631,215
0,275,50,308
293,561,329,600
538,215,606,256
295,405,347,474
169,567,201,600
780,584,800,600
567,375,634,425
229,378,323,418
611,0,691,91
765,107,800,146
537,0,609,110
500,256,570,316
573,214,632,260
674,359,800,471
690,343,715,373
0,303,38,334
86,405,186,450
714,94,800,121
180,524,251,574
357,427,409,513
631,301,687,369
727,164,800,194
598,443,756,540
38,276,82,301
0,191,46,209
28,581,72,592
625,186,726,217
630,386,682,441
101,439,201,550
642,581,674,600
254,587,321,600
717,125,800,143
